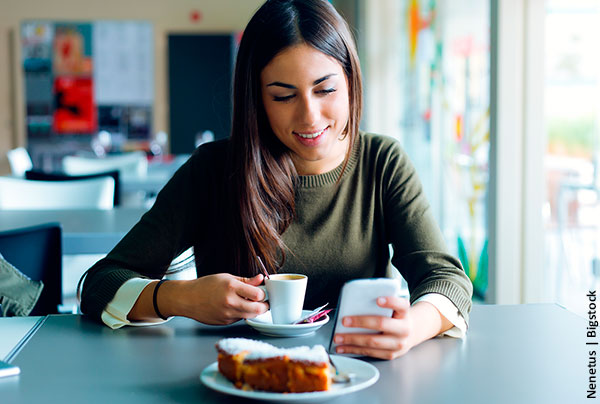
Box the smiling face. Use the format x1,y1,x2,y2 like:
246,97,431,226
260,44,350,175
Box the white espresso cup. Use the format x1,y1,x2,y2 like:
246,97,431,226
259,274,307,324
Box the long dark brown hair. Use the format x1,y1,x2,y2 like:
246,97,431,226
226,0,363,276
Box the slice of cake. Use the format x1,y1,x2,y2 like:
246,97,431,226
215,338,274,388
215,338,332,393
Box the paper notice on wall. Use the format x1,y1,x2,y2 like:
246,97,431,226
21,21,53,66
93,21,154,105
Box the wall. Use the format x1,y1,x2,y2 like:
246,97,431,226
0,0,264,173
0,24,15,173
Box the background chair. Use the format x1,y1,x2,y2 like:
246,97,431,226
6,147,33,177
62,151,148,179
25,169,121,206
0,223,62,315
0,176,115,210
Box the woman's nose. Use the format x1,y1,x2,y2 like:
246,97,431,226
296,94,320,124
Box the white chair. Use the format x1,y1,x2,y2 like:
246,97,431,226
7,147,33,177
62,152,148,179
0,176,115,210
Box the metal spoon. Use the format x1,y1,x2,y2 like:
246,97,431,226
328,354,356,383
256,256,270,279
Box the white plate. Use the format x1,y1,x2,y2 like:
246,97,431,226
245,310,329,337
200,355,379,403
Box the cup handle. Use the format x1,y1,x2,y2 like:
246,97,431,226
257,285,268,302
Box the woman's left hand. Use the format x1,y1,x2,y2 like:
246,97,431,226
332,296,416,360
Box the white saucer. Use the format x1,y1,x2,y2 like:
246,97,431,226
200,355,379,403
245,310,329,337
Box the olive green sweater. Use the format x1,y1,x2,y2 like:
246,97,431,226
81,133,473,323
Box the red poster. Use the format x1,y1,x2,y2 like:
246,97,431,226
52,76,97,133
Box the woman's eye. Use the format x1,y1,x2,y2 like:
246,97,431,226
273,94,295,102
317,88,337,95
272,88,336,102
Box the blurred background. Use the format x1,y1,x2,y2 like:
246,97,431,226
0,0,597,317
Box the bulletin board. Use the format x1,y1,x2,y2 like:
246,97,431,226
21,20,154,140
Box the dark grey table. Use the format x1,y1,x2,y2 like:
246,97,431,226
0,304,587,403
0,208,147,254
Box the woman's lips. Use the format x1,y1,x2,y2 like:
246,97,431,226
293,127,328,146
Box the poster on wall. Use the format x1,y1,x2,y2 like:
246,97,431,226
52,77,97,133
21,22,54,137
53,23,93,75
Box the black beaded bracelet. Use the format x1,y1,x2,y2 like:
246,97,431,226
152,279,169,320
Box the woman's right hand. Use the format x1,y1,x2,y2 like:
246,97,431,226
173,273,269,325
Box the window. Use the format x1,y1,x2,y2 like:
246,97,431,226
544,0,600,315
362,0,491,301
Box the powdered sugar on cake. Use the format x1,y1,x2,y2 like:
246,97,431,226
216,338,274,355
283,345,329,363
216,338,328,363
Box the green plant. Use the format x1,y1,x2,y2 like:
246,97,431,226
547,116,597,158
458,236,488,301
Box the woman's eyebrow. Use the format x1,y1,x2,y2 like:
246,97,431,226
313,74,336,85
266,73,337,89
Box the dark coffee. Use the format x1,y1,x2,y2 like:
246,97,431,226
271,274,305,281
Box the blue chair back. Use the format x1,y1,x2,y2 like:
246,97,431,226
0,223,62,315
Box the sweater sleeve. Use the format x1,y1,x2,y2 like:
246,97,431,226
80,147,207,321
382,140,473,324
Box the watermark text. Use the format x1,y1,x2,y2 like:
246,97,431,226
587,291,597,399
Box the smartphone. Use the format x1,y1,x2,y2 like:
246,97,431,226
329,278,401,354
0,360,20,378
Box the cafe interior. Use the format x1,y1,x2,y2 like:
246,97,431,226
0,0,594,402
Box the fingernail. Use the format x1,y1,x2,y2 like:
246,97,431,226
378,297,387,305
337,347,345,353
335,336,343,343
343,317,352,326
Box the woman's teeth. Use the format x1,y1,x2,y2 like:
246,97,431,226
295,127,327,139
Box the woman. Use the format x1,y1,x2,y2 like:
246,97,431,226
81,0,472,360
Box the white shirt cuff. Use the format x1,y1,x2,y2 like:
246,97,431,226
101,278,170,329
413,293,468,338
